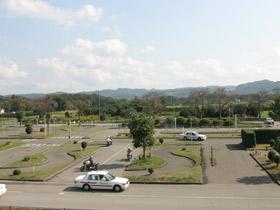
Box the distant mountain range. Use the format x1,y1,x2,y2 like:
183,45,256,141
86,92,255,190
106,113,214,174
5,79,280,100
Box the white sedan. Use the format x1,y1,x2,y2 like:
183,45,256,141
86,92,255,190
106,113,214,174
179,131,207,141
75,171,129,192
0,184,7,196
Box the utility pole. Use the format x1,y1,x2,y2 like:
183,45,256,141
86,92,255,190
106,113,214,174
98,90,100,122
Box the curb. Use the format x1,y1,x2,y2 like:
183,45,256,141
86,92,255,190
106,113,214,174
129,181,203,185
250,153,280,185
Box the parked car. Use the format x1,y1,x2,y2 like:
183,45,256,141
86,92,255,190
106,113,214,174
74,171,129,192
0,184,7,196
179,131,207,141
264,118,274,127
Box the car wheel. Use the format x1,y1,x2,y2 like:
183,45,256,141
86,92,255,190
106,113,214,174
113,185,122,192
82,184,91,191
198,137,201,141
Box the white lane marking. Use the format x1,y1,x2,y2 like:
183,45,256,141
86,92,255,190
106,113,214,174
7,190,23,193
102,143,131,164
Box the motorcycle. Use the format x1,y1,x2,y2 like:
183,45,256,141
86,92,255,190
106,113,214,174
106,137,112,146
80,158,100,172
126,148,133,161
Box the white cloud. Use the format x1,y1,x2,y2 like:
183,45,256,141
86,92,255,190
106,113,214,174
36,38,158,91
0,0,103,25
0,58,27,79
139,46,156,54
102,26,121,37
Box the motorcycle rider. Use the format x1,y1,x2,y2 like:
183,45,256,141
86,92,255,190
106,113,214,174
127,147,133,160
106,136,112,146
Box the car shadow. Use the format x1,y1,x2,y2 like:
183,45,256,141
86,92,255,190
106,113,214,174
237,175,274,185
226,143,245,151
63,186,115,193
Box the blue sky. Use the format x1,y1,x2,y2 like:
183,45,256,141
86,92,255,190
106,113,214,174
0,0,279,94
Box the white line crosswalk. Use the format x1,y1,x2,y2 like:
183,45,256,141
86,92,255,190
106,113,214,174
22,143,62,147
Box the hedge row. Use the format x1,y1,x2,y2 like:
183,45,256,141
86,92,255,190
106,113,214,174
241,129,280,148
241,129,256,148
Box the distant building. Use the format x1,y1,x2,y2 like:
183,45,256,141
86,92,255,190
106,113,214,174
0,108,5,114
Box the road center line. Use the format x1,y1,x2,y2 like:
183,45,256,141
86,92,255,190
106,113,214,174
102,143,131,164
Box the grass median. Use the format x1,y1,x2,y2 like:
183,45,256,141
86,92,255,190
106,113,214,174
0,141,24,152
126,145,203,184
126,156,166,171
7,154,48,168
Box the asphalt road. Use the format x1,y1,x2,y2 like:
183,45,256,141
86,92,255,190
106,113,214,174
1,182,280,210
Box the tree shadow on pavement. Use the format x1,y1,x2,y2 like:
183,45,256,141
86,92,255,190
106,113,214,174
237,175,274,185
226,144,245,151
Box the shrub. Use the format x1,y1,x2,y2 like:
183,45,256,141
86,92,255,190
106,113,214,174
23,156,30,161
212,119,222,127
241,129,256,148
176,117,186,127
25,124,33,134
185,118,199,127
181,147,186,151
159,138,164,144
81,141,88,150
39,127,45,132
199,118,211,127
274,154,280,166
179,109,189,118
270,139,275,147
223,119,234,127
4,141,10,146
273,138,280,153
13,169,21,176
73,140,77,144
254,129,280,144
148,168,154,174
268,150,277,162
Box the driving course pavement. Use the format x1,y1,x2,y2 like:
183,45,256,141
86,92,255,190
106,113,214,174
1,129,280,210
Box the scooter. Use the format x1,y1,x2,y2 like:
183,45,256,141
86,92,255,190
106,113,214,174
106,137,112,146
127,152,132,161
80,159,100,171
126,148,133,161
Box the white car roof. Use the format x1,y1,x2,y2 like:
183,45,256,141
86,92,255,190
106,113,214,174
86,170,109,175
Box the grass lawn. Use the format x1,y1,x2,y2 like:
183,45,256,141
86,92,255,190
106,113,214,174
68,146,99,159
7,154,48,168
0,166,64,181
126,145,203,184
0,141,24,152
253,151,280,182
126,156,166,170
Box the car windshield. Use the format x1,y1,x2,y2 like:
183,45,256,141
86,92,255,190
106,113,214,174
105,173,115,181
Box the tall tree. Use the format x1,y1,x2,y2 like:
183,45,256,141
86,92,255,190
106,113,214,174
45,113,51,136
213,88,230,119
15,111,25,126
269,96,280,120
188,88,209,118
128,113,155,159
142,92,163,115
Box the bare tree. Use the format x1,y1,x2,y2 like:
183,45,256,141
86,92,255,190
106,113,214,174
142,92,163,115
188,88,209,118
213,88,231,119
251,90,268,118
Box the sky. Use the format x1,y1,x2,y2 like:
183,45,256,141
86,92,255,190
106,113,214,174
0,0,280,94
